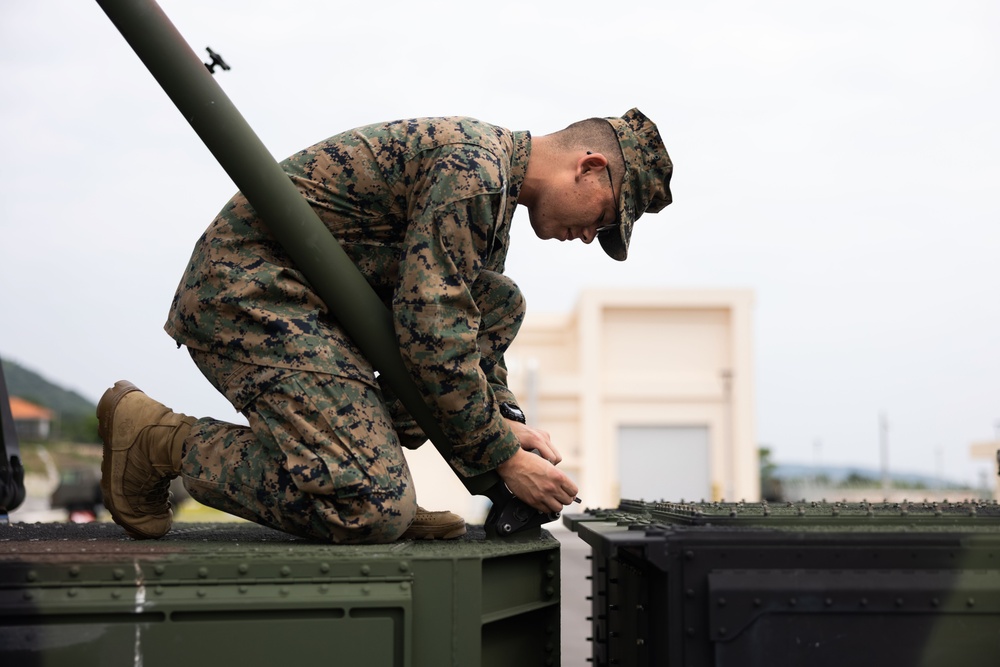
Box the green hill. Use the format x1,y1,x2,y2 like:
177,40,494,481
2,356,98,442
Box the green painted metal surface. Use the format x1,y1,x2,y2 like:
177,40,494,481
0,522,560,666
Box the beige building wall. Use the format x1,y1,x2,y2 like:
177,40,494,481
406,288,758,521
970,440,1000,501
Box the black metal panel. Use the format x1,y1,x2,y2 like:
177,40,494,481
566,500,1000,667
0,356,25,518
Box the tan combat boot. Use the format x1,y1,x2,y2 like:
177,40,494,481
401,506,467,540
98,380,196,539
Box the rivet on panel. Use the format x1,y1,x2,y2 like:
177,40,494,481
320,562,331,574
238,564,249,575
112,568,124,580
25,571,37,583
197,589,206,597
360,565,371,576
197,567,209,578
280,566,291,577
69,566,80,578
154,565,166,576
399,561,410,573
280,587,289,596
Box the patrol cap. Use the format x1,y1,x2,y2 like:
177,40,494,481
599,108,673,261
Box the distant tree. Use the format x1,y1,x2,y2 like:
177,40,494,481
59,413,100,444
759,446,784,502
843,471,877,487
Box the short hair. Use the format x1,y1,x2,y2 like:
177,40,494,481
550,118,625,188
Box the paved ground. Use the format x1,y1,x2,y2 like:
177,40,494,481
551,522,594,667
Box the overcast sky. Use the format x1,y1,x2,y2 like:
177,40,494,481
2,1,998,486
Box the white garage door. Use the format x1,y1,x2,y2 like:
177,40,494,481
618,425,710,503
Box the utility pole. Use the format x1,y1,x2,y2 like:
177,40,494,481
880,412,890,494
935,446,944,491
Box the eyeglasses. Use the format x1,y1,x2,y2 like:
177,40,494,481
588,151,621,235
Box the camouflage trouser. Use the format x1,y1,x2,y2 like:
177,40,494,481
179,270,525,543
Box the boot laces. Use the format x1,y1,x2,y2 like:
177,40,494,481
138,477,171,513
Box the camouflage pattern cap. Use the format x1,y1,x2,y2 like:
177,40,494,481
599,108,673,261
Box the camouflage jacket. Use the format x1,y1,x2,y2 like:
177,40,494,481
164,117,530,476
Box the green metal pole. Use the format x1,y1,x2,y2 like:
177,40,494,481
94,0,554,536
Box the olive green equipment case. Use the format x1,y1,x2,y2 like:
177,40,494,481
0,522,560,666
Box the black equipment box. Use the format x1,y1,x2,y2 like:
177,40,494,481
565,498,1000,667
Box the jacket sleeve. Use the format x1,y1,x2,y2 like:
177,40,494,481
392,150,520,477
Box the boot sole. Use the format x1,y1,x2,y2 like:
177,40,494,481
98,380,160,539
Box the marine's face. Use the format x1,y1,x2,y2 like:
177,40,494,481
528,167,619,245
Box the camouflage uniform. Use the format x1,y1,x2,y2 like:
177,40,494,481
165,117,529,542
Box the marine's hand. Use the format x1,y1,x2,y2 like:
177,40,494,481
496,448,579,514
506,420,562,464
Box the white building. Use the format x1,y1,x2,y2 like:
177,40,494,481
405,288,758,521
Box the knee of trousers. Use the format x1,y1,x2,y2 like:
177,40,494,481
337,487,418,543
